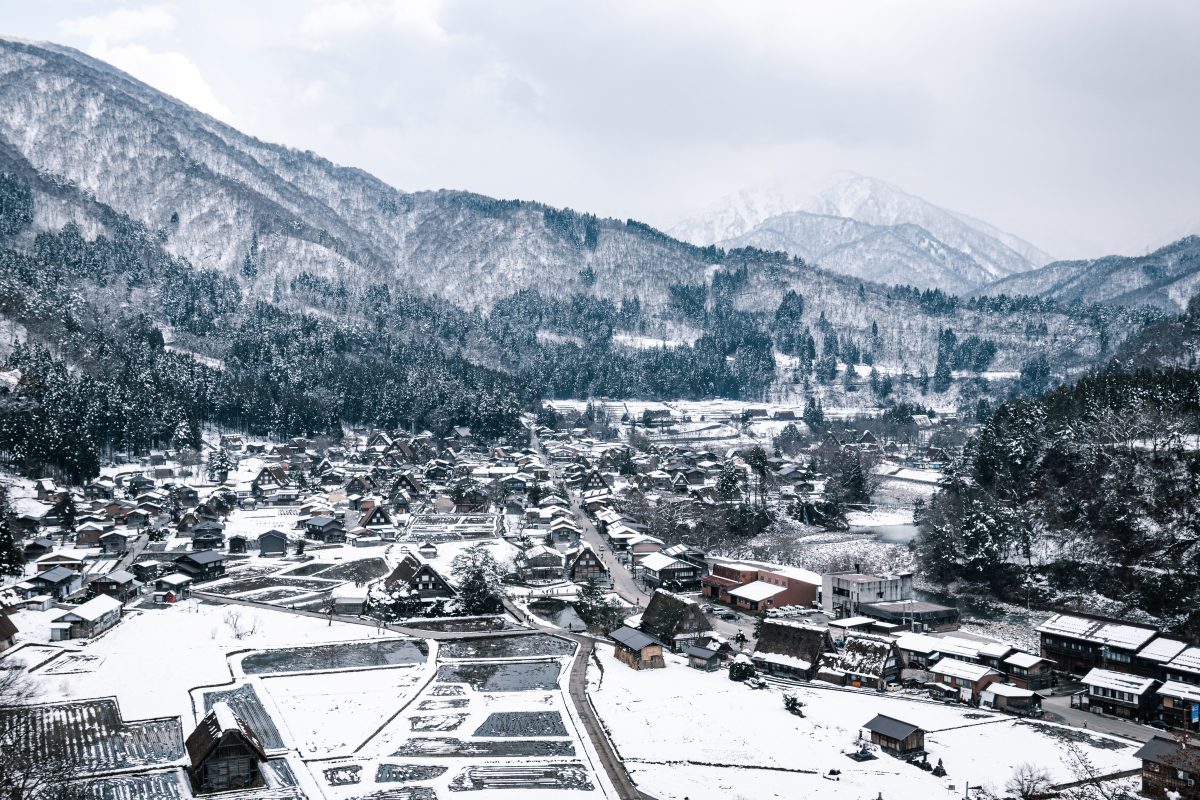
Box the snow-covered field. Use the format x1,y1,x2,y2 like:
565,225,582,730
589,647,1139,800
9,600,399,724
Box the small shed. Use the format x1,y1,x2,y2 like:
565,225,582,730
862,714,925,757
686,645,722,671
418,542,439,559
610,626,666,671
332,585,369,616
228,534,248,554
258,529,289,557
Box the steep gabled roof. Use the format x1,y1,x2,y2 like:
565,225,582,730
754,619,833,669
639,589,709,643
186,701,268,769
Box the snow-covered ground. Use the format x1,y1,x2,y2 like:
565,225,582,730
9,599,402,724
845,507,914,527
589,647,1139,800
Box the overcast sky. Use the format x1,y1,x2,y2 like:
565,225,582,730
5,0,1199,258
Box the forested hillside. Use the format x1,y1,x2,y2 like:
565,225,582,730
0,37,1148,388
917,304,1200,636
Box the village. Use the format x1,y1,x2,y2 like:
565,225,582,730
0,403,1197,800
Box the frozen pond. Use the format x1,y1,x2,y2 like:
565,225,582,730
242,639,427,675
854,523,921,543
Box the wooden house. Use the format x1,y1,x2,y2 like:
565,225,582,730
90,570,139,602
22,566,83,600
517,545,565,583
1135,736,1200,800
358,505,394,529
174,550,227,581
385,555,455,600
816,634,901,690
1037,613,1158,675
21,537,54,562
638,590,712,653
155,573,194,602
1079,668,1160,721
305,515,344,541
0,613,16,652
930,658,1003,704
862,715,925,758
637,552,700,589
186,702,269,793
51,594,122,640
99,530,130,556
751,619,835,680
1002,652,1055,691
611,626,665,670
1156,681,1200,732
565,545,610,587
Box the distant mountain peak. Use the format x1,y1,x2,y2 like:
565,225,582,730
669,173,1054,291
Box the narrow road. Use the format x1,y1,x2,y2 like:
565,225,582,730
530,430,649,608
1040,694,1158,743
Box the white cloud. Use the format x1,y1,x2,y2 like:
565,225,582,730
58,5,176,46
301,0,447,48
95,43,234,121
57,5,233,122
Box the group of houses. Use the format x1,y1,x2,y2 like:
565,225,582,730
1038,612,1200,731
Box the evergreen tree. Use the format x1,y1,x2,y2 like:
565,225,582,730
451,543,505,615
715,461,742,501
0,494,23,577
51,493,77,532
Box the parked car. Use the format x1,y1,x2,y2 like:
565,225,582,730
720,611,738,621
1145,719,1170,731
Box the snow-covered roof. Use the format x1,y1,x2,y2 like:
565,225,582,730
1136,637,1188,664
157,573,192,587
984,683,1036,698
1167,647,1200,675
752,650,812,671
1157,680,1200,703
1003,652,1048,669
54,594,122,623
828,616,875,628
1080,668,1157,694
894,633,943,655
728,580,787,603
638,552,686,573
930,658,999,682
1036,614,1157,651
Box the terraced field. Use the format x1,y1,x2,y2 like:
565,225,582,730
437,634,575,660
0,699,183,773
434,661,561,691
82,771,186,800
241,639,427,675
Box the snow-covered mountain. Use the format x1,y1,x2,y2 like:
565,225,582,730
980,236,1200,312
671,174,1054,291
0,37,723,311
718,211,998,294
0,37,1130,376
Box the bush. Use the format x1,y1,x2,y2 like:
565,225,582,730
729,657,756,682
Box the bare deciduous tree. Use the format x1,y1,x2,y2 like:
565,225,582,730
1006,762,1054,799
